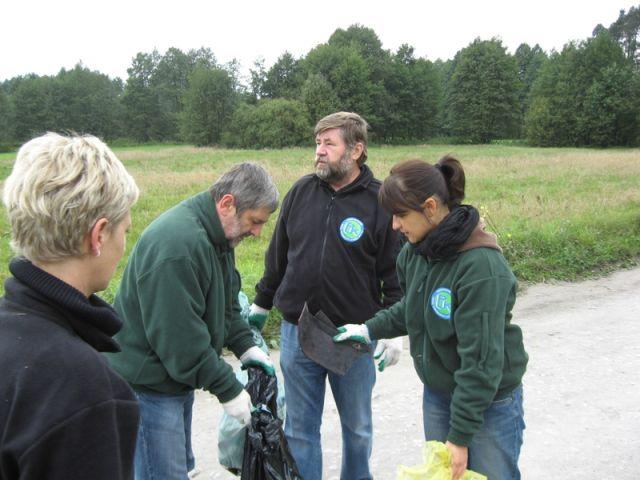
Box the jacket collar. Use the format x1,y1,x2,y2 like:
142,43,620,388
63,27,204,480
5,257,123,352
412,205,501,261
183,191,230,252
458,221,502,253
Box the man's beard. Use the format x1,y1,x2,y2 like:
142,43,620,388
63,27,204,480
315,149,353,184
224,215,251,248
228,232,251,248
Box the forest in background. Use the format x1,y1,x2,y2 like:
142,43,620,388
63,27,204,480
0,5,638,150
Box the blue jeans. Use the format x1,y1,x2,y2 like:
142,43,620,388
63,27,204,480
280,321,376,480
134,390,195,480
422,384,525,480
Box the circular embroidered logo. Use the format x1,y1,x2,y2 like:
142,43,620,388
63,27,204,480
339,217,365,242
430,288,452,320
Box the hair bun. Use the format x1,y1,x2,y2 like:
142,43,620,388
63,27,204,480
436,156,465,207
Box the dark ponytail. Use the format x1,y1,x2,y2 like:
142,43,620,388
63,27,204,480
379,156,466,214
436,155,465,208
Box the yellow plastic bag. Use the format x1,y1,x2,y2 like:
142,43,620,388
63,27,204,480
396,441,487,480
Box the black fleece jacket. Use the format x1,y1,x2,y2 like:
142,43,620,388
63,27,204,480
0,258,139,480
254,165,402,326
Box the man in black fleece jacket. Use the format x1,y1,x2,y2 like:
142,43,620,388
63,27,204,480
249,112,403,480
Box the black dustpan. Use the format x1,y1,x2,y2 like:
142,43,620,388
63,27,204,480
297,303,370,376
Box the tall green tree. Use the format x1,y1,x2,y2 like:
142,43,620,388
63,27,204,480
300,73,340,124
262,52,303,99
122,51,161,141
595,6,640,68
433,59,455,135
122,47,221,141
303,43,375,122
222,99,310,149
249,57,267,101
6,69,124,142
222,58,244,94
326,24,392,136
152,48,193,139
11,75,57,141
525,31,637,146
328,24,384,59
580,65,640,146
52,64,124,139
446,38,519,142
187,47,217,70
382,45,441,141
180,66,236,146
0,87,14,143
514,43,547,135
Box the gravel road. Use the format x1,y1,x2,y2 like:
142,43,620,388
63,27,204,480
190,266,640,479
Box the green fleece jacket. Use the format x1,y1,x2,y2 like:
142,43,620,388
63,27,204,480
106,191,255,403
366,223,528,446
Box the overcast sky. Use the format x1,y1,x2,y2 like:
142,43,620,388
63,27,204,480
0,0,633,82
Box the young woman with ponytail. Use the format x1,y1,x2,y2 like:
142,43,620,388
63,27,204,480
334,156,528,480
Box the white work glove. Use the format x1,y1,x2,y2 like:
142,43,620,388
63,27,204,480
240,346,275,376
333,324,371,345
221,389,253,425
374,337,403,372
248,303,269,331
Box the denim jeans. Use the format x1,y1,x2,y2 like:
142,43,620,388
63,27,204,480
422,384,525,480
134,390,195,480
280,321,376,480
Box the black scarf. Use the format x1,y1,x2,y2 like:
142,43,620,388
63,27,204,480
413,204,479,261
8,257,122,352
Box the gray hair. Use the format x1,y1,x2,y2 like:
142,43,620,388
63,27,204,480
314,111,369,165
2,132,139,263
209,162,279,213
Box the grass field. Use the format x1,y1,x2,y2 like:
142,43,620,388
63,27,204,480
1,143,639,339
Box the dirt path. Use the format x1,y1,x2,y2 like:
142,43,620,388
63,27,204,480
190,266,640,479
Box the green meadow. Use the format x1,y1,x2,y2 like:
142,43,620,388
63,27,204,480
1,144,639,341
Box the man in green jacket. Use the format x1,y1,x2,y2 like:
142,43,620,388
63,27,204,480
106,162,279,480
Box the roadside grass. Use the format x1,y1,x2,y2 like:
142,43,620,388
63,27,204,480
1,144,639,342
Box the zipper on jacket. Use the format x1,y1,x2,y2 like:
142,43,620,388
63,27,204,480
417,272,429,293
319,194,336,271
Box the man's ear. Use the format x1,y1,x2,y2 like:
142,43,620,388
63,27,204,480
349,142,364,162
217,193,236,218
88,218,109,256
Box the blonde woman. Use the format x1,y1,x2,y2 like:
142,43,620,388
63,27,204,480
0,133,140,480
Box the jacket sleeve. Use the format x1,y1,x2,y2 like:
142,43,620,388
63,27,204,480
226,268,257,358
253,190,293,310
366,247,408,339
375,213,403,307
448,272,514,446
137,258,244,402
19,400,139,480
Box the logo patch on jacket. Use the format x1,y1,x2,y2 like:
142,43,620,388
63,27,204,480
339,217,364,242
430,287,452,320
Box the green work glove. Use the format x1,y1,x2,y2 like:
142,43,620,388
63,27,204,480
240,346,275,376
248,303,269,331
333,324,371,345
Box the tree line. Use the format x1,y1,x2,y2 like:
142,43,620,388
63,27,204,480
1,5,639,150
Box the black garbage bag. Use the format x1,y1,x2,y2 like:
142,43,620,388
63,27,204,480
241,368,302,480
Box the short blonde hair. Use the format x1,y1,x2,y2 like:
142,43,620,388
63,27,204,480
2,132,140,262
